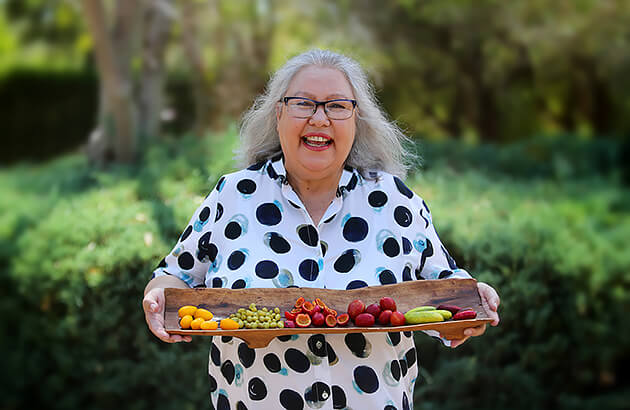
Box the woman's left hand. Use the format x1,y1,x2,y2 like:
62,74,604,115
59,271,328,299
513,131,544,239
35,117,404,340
449,282,500,348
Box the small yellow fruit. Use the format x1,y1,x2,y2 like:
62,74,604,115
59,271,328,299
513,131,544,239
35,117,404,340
178,305,198,318
180,314,193,329
220,318,240,330
190,317,205,330
201,320,219,330
194,308,213,320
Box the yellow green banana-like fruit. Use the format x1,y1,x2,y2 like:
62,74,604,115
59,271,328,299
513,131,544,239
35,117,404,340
434,309,453,320
405,306,436,314
404,310,444,324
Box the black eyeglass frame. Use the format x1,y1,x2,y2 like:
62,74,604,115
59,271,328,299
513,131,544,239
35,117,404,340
280,96,357,119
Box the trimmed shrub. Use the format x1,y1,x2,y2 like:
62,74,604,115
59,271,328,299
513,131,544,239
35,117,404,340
0,136,627,409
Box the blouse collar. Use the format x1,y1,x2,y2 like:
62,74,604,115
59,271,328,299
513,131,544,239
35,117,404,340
264,154,359,198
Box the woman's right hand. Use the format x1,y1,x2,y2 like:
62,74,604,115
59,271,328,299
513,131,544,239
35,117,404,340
142,287,192,343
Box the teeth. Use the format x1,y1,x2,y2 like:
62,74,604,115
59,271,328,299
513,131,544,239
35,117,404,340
305,136,329,143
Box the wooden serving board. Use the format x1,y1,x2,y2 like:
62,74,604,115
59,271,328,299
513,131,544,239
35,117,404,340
164,278,492,348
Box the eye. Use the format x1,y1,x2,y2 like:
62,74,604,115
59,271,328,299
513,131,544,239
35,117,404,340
327,102,346,109
295,99,315,107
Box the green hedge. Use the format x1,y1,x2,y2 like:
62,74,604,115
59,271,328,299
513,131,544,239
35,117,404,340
0,136,628,409
0,69,195,164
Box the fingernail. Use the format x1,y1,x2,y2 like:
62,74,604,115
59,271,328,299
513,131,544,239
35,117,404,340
465,330,472,336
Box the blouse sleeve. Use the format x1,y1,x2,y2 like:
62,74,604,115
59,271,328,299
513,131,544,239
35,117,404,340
412,195,472,280
411,194,472,346
151,187,220,288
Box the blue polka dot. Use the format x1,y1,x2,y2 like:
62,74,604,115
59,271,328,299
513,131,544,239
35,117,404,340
346,280,368,290
342,217,369,242
255,260,279,279
256,203,282,226
298,259,319,281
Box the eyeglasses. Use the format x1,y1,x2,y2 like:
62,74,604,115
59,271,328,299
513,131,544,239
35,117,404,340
280,97,357,120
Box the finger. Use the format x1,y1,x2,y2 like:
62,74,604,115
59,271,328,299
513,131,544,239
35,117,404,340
463,324,486,337
488,309,500,326
450,336,470,348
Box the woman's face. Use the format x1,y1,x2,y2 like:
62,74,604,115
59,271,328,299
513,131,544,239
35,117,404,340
276,66,356,183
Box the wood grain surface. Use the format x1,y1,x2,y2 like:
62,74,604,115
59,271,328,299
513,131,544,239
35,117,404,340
165,279,491,348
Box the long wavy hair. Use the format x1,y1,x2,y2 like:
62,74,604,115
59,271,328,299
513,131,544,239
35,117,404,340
237,49,416,178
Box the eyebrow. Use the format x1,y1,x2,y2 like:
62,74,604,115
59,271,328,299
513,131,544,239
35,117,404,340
293,91,354,100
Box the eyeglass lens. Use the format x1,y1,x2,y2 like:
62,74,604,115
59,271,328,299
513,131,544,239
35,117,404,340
286,98,355,119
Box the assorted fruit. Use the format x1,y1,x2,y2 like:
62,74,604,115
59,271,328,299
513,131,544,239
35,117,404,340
284,297,339,328
177,298,478,331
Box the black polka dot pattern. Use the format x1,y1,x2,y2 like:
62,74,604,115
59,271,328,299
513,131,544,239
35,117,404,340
257,203,282,226
265,232,290,253
217,392,230,410
199,206,211,222
305,381,331,405
263,353,282,373
393,176,413,198
334,249,360,273
285,348,310,373
221,360,235,384
368,190,388,207
180,225,193,242
237,179,257,195
342,217,368,242
298,259,319,281
297,225,318,246
215,203,224,221
346,280,368,290
379,269,397,285
154,161,463,410
248,377,267,401
280,389,304,410
382,237,400,257
394,206,413,227
228,250,246,270
177,252,194,270
353,366,379,393
238,343,256,368
255,260,279,279
332,385,347,409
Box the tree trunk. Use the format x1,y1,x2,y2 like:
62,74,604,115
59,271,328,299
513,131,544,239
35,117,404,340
139,0,174,144
82,0,139,165
180,0,213,136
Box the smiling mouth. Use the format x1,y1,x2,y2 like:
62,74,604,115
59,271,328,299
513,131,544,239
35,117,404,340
302,135,332,147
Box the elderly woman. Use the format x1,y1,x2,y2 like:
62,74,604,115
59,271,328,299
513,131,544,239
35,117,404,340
143,49,500,409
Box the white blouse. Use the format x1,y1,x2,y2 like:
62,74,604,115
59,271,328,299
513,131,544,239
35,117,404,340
153,155,471,410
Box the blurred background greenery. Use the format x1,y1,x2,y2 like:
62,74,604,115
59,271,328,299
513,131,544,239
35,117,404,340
0,0,628,409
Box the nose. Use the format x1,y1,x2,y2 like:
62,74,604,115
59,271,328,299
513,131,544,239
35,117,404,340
308,104,330,126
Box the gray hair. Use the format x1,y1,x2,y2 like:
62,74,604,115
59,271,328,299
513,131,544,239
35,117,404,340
237,49,416,179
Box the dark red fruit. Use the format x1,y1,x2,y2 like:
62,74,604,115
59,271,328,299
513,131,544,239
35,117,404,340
302,301,315,315
311,312,325,326
453,309,477,320
284,311,296,321
284,320,296,328
312,305,321,314
379,297,397,312
354,313,376,327
325,314,337,327
296,313,311,327
378,309,392,325
336,313,350,326
347,299,366,320
390,311,406,326
315,298,326,309
366,303,381,318
437,304,461,315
